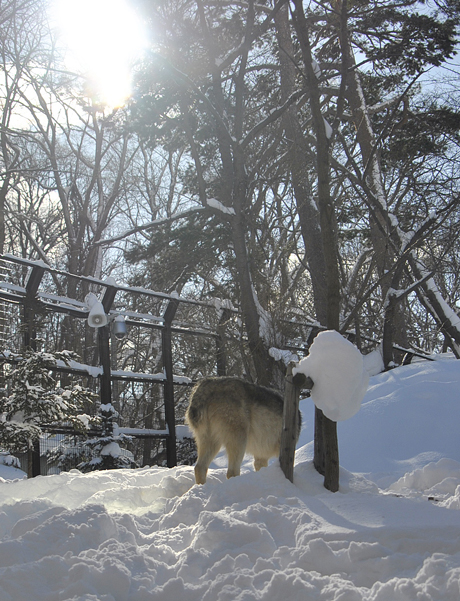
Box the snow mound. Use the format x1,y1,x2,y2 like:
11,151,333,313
1,358,460,600
389,458,460,503
335,359,460,486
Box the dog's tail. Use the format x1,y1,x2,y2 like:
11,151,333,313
185,402,202,428
185,382,207,428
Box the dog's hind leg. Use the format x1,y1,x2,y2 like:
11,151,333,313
253,456,269,472
225,430,247,479
194,435,221,484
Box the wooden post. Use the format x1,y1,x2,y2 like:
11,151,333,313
313,397,340,492
162,298,179,468
323,416,339,492
314,398,340,493
280,363,312,483
313,407,325,475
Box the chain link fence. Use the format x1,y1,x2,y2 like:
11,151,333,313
13,427,197,477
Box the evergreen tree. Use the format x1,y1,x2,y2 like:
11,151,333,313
0,350,98,476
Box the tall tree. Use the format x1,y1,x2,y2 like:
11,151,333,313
333,0,460,361
131,0,304,385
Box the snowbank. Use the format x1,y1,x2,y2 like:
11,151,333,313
1,462,459,601
389,457,460,506
335,358,460,486
1,359,460,601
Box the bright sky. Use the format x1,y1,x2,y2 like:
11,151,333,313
51,0,148,108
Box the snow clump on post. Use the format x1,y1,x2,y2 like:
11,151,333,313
293,330,369,421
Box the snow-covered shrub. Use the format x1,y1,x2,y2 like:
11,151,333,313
77,404,137,472
0,451,20,468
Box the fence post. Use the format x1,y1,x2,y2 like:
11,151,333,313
280,364,313,483
162,298,179,467
31,439,41,478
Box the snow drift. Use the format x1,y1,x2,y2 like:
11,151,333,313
1,358,460,601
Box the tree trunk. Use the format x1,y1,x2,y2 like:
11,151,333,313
204,8,276,387
274,4,328,326
291,0,341,492
338,14,409,355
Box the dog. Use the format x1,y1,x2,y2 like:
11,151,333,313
185,376,301,484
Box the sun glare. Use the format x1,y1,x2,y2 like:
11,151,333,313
51,0,148,108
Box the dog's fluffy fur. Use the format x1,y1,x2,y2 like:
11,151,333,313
185,376,301,484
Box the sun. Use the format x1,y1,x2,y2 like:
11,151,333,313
51,0,148,108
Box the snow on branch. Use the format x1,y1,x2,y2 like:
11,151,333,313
250,281,275,347
383,275,435,314
323,117,333,139
413,260,460,333
206,198,236,216
367,96,401,115
94,207,207,247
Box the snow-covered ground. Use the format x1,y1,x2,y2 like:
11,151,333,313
1,358,460,601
